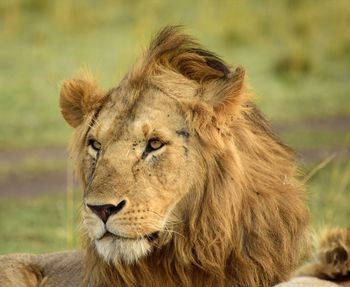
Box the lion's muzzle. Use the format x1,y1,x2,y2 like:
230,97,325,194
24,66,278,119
87,200,127,223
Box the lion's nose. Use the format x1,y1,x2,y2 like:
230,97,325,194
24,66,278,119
87,200,126,223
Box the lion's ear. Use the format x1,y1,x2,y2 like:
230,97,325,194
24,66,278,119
181,66,246,147
208,65,247,119
59,75,104,128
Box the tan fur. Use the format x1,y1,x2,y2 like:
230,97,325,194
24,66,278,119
295,228,350,287
0,251,83,287
0,26,311,287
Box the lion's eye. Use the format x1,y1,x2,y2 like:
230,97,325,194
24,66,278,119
88,139,101,158
89,139,101,151
142,138,166,159
148,139,164,151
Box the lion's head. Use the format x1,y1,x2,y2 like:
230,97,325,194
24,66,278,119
60,27,309,287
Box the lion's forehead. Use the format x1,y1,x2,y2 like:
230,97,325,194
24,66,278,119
92,88,186,141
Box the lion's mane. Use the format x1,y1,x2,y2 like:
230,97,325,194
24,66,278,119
70,27,309,287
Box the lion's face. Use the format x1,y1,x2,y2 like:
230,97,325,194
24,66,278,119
79,87,202,264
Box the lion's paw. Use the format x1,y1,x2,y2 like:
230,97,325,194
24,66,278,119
318,228,350,278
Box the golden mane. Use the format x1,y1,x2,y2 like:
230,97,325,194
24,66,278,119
69,26,309,287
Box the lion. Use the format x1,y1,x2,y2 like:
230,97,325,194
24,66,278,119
0,26,311,286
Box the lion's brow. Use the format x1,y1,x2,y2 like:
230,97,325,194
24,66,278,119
83,111,101,140
176,129,190,138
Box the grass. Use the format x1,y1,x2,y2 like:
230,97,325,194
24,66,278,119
0,0,349,254
307,160,350,228
281,130,350,150
0,191,81,253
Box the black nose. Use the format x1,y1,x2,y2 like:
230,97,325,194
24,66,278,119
87,200,126,223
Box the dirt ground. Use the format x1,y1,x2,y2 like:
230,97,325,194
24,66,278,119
0,117,349,198
0,147,76,198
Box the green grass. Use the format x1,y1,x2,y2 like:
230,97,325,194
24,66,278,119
281,131,350,150
0,0,349,254
307,161,350,228
0,191,81,254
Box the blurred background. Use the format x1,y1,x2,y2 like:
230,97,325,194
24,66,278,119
0,0,349,254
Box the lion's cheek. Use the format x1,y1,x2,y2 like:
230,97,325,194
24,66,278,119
146,170,187,213
153,154,189,196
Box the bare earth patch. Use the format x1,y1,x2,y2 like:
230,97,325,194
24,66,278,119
0,147,68,167
0,147,78,198
0,117,349,198
274,116,350,133
0,171,67,198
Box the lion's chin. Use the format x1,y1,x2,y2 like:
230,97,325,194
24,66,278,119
94,235,152,265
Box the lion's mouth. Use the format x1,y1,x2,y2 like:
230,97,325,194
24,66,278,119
98,231,159,242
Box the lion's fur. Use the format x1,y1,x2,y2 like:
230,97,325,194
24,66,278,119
294,228,350,286
0,251,83,287
60,26,310,287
